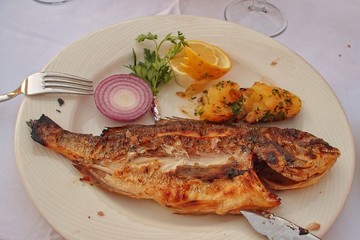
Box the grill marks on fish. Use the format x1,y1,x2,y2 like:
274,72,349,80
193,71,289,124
28,114,340,214
97,121,251,166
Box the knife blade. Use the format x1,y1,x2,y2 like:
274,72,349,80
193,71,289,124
240,210,321,240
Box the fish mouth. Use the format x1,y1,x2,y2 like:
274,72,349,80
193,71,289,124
250,127,341,190
253,157,336,190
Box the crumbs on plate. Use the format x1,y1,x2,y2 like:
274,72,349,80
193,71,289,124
270,57,281,66
306,222,321,231
79,176,91,182
56,98,65,113
57,98,65,106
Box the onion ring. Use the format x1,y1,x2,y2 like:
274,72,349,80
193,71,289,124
94,74,153,121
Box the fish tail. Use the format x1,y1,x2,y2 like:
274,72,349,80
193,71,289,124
27,114,61,146
27,114,95,163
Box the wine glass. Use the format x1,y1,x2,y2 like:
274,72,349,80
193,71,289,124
224,0,287,37
33,0,69,4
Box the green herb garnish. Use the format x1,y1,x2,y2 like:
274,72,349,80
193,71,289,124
230,101,243,115
126,32,187,95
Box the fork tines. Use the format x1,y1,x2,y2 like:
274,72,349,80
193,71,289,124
43,72,93,95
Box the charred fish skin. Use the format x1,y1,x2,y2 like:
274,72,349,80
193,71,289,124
28,115,280,214
100,118,340,187
28,114,340,186
27,114,340,214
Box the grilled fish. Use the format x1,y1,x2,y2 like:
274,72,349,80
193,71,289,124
27,114,340,215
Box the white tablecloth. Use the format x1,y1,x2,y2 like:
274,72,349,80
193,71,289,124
0,0,358,239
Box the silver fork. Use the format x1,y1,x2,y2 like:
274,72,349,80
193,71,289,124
0,72,93,102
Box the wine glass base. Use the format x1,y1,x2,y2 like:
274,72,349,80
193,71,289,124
224,0,287,37
33,0,69,4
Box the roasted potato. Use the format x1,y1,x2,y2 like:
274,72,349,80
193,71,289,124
195,81,302,123
195,81,242,122
240,82,302,123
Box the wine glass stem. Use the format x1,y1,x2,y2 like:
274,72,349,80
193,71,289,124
249,0,267,13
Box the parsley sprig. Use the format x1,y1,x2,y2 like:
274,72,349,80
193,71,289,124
126,32,187,95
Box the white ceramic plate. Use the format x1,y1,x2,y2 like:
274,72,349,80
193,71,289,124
15,15,354,240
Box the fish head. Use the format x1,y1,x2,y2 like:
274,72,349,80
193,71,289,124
253,127,340,190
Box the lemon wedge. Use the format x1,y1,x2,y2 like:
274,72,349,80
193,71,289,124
169,57,192,88
170,40,232,93
185,40,218,65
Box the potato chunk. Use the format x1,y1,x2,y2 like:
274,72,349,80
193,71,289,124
195,81,302,123
240,82,302,123
195,81,242,122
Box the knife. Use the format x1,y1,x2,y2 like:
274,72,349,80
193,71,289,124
240,210,321,240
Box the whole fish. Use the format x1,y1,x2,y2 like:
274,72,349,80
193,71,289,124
27,114,340,215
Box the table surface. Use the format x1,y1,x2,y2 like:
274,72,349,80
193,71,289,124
1,0,359,239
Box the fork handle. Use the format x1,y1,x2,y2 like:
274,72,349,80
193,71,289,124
0,87,22,102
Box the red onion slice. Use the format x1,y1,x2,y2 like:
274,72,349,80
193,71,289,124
94,74,153,121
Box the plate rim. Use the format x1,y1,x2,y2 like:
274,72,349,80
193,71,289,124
14,15,355,240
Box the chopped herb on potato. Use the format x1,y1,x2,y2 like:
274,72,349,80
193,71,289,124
195,81,302,123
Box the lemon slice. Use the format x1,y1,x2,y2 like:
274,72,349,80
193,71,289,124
185,41,218,65
170,40,232,92
170,57,194,88
182,45,231,81
213,46,231,70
